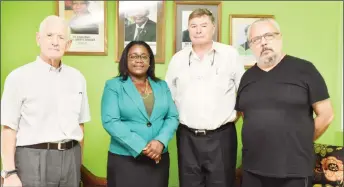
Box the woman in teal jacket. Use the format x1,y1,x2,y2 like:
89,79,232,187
101,41,179,187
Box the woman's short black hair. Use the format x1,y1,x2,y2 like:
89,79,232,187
118,41,160,82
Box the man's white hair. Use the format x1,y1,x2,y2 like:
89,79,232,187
246,18,281,40
38,15,71,39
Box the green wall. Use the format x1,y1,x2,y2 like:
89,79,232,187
1,1,342,186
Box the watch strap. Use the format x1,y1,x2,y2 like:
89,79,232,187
8,169,18,175
2,169,17,178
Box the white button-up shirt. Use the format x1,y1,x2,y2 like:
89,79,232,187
1,56,91,146
165,42,245,130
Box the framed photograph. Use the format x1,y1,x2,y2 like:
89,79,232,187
229,14,275,68
174,1,222,53
116,1,165,63
56,0,107,56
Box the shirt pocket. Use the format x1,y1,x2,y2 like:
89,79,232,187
212,70,234,94
65,92,83,115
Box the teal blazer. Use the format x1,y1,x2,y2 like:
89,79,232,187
101,76,179,158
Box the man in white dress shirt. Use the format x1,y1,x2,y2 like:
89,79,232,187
165,8,245,187
1,15,91,187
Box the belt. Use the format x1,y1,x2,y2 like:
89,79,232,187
18,140,79,151
179,121,234,136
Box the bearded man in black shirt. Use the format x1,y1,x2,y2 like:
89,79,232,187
235,18,334,187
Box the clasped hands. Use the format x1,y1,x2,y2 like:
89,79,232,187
142,140,164,164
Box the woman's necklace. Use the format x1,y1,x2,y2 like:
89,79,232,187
141,79,150,99
133,78,150,99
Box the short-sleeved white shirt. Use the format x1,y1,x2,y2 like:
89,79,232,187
165,42,245,130
1,56,91,146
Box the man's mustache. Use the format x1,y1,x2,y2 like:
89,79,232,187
261,47,273,55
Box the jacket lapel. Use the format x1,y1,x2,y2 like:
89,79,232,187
122,77,149,120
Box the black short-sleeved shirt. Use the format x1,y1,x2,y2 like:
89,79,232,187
235,55,330,178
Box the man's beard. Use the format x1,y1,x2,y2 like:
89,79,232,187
259,47,278,66
261,54,277,66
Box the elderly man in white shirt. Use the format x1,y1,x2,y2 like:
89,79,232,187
1,15,91,187
165,8,245,187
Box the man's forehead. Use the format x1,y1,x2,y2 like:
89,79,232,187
43,21,66,29
41,31,67,36
40,25,68,36
250,22,277,36
189,16,212,24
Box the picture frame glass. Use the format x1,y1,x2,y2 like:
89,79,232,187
232,18,258,67
117,1,165,63
57,0,107,55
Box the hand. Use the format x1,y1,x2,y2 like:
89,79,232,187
142,140,164,163
153,155,162,164
3,174,22,187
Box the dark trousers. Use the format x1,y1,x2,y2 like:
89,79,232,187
15,144,81,187
176,122,237,187
242,170,312,187
107,151,170,187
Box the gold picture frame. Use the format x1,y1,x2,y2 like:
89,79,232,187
115,1,166,63
56,0,108,56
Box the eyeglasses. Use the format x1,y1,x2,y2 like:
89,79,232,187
249,32,280,45
128,54,150,62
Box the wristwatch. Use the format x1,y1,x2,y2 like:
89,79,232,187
1,169,17,178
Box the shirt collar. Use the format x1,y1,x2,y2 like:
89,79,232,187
189,41,217,59
35,56,63,72
190,41,217,54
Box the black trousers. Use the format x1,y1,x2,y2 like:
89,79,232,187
242,170,312,187
107,151,169,187
176,122,237,187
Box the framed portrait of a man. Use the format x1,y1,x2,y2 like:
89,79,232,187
56,0,107,55
229,14,275,68
174,1,222,53
116,1,165,63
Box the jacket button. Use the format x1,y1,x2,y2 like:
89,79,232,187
147,122,152,127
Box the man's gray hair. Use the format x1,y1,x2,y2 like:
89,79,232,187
246,18,281,40
38,15,71,39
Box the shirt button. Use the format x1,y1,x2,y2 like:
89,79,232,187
147,122,152,127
